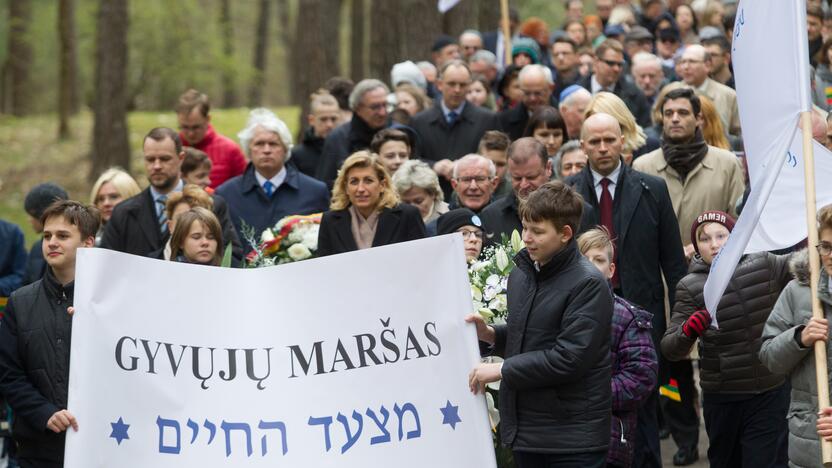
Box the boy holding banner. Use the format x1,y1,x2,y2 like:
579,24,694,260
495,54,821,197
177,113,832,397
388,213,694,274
0,201,99,468
466,180,613,468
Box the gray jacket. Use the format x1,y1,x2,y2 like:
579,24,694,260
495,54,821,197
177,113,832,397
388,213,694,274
759,251,832,468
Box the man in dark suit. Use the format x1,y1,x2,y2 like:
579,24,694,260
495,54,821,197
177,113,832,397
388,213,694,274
566,113,688,468
482,7,519,68
216,111,330,246
577,39,652,128
316,79,391,188
480,138,593,244
101,128,242,263
410,59,499,196
497,64,557,141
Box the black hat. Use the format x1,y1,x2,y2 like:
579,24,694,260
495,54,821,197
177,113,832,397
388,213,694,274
437,208,483,236
24,183,69,219
432,34,457,52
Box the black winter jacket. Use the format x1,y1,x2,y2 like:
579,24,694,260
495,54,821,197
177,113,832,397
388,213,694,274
662,252,791,393
494,242,613,453
0,268,73,462
290,127,326,179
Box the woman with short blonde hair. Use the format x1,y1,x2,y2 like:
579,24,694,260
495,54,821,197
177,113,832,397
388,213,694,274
585,92,647,156
89,167,141,245
319,151,425,256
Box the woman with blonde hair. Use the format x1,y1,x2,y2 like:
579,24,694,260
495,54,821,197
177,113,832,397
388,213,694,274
169,207,224,266
89,167,141,245
698,95,730,150
395,83,432,116
317,151,425,256
584,92,658,162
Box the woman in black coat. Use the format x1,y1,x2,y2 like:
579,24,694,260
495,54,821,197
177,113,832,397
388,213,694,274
317,151,426,257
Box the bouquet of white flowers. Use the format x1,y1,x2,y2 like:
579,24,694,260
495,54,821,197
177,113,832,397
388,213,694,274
243,213,322,267
468,229,524,324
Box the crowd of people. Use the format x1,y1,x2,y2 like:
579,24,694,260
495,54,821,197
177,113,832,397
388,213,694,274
3,0,832,467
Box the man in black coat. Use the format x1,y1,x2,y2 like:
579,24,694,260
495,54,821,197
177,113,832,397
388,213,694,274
410,60,499,197
0,201,98,468
316,79,391,188
480,138,594,244
577,39,652,128
290,91,341,179
101,128,242,264
468,181,613,466
497,64,558,141
566,113,688,468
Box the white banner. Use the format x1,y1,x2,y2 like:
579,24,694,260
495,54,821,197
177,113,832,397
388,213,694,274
704,0,832,320
65,237,496,467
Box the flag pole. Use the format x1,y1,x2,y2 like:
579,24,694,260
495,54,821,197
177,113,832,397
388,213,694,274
500,0,511,66
802,111,832,466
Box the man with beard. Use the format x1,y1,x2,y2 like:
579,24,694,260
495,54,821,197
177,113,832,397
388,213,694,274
102,128,242,263
633,88,745,466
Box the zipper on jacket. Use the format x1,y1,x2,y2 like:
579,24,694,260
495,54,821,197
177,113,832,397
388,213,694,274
619,418,627,444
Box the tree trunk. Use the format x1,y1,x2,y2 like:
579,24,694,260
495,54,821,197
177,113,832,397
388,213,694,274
291,0,342,130
58,0,79,139
248,0,271,107
441,0,476,37
8,0,33,116
350,0,365,81
219,0,237,107
369,0,440,80
478,0,502,33
91,0,130,180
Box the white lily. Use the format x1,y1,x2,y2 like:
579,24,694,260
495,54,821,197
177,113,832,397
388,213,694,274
511,229,524,252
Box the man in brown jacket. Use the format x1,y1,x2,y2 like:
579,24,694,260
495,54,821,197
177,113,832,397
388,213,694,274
633,87,745,261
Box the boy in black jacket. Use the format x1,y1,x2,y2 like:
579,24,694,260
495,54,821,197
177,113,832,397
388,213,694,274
0,200,99,468
467,181,614,468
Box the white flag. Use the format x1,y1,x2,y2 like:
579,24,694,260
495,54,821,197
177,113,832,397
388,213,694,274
703,0,832,323
438,0,462,13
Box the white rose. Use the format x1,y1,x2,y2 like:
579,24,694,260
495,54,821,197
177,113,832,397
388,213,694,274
301,229,318,250
287,243,312,261
260,229,275,243
472,261,490,272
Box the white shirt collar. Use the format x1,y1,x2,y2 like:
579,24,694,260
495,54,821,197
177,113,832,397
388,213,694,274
255,166,288,191
591,160,622,187
440,100,466,119
590,75,614,95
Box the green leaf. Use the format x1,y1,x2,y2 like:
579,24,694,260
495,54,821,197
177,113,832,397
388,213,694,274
221,242,233,268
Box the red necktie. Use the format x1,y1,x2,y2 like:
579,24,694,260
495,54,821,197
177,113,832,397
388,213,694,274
600,178,619,287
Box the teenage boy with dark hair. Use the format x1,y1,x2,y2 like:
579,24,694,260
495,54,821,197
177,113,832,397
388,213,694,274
0,200,99,468
466,180,614,468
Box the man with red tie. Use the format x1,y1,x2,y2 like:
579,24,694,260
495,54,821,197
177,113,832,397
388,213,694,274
566,112,688,468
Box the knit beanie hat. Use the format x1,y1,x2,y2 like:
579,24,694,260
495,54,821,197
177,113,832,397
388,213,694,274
391,61,427,90
24,183,69,219
511,37,541,64
437,208,482,236
690,210,736,255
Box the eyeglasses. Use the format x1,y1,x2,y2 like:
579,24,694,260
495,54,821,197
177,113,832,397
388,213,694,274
659,37,679,44
600,59,624,68
457,229,483,240
454,176,492,185
678,59,704,66
817,242,832,257
362,102,386,112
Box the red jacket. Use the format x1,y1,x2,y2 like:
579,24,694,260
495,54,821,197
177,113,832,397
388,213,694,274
181,125,247,188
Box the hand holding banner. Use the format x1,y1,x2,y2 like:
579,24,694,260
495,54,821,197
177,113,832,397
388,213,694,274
65,237,496,467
